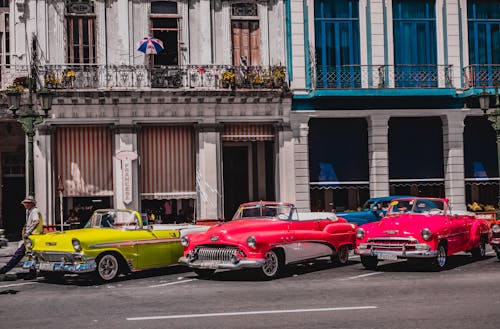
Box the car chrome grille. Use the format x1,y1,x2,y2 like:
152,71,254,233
195,246,241,262
34,252,76,262
367,237,418,252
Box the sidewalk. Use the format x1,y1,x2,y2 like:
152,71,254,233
0,241,29,281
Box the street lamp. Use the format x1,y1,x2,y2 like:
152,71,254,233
4,35,53,197
478,81,500,219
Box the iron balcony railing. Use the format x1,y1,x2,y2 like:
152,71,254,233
312,64,453,89
0,64,288,91
463,65,500,88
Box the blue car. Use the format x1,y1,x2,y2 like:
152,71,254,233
336,196,411,226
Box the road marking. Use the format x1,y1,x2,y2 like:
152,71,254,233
148,279,196,288
0,282,37,289
339,272,383,281
127,306,378,321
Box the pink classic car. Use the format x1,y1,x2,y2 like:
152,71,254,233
355,197,491,270
491,220,500,260
179,201,357,279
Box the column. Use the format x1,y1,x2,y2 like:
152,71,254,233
276,123,296,203
446,0,463,88
34,125,54,226
196,124,221,219
290,0,307,92
368,114,390,197
293,122,310,212
113,126,139,211
190,0,212,64
442,113,466,211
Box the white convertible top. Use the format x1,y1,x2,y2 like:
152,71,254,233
297,212,338,221
150,224,209,236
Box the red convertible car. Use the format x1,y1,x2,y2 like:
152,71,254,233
491,220,500,260
355,197,491,270
179,201,357,279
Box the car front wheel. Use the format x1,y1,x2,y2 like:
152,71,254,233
259,249,282,280
432,243,447,271
332,245,349,266
360,255,378,270
96,253,121,282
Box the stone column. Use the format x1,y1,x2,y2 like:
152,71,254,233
195,124,221,219
34,125,54,226
368,114,390,197
112,126,139,211
276,123,296,204
293,122,310,212
442,113,466,211
190,0,212,64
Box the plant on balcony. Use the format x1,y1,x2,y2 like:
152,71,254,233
6,83,24,94
65,70,76,81
221,69,236,89
44,73,61,88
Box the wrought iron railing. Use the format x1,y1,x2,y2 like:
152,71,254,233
312,64,453,89
463,65,500,88
1,64,288,91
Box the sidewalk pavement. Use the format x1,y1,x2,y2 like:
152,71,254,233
0,241,29,281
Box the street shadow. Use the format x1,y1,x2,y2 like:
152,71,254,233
37,265,193,286
191,258,359,282
365,255,495,273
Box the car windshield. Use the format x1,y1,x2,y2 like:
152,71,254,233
89,210,140,229
387,199,446,215
232,203,293,220
361,200,375,211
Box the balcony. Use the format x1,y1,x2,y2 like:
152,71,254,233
312,64,453,90
463,65,500,88
1,64,288,92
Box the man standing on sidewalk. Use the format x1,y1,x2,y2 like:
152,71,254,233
0,195,43,279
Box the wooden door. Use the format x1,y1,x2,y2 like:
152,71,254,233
231,20,260,66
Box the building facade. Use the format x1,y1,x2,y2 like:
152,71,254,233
0,0,294,238
288,0,499,213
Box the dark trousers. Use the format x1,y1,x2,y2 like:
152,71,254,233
0,243,26,274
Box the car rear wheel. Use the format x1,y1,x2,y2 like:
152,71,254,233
194,269,215,279
360,255,378,270
96,253,121,282
259,249,282,280
471,236,486,259
496,251,500,261
332,245,349,266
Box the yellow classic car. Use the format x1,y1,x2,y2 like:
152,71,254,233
23,209,209,282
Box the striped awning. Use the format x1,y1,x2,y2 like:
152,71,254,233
55,126,114,197
222,124,274,142
140,126,195,199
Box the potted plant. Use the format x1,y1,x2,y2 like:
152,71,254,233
221,69,236,90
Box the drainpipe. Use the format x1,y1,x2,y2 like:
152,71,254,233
285,0,293,81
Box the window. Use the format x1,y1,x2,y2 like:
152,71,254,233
314,0,360,88
66,2,96,63
0,11,9,66
231,3,260,66
393,0,437,87
150,1,180,65
468,0,500,86
0,1,8,8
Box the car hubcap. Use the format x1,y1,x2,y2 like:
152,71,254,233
98,255,118,280
437,246,446,267
262,251,278,277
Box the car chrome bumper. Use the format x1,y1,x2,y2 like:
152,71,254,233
23,258,96,273
179,256,265,270
490,238,500,246
355,246,438,259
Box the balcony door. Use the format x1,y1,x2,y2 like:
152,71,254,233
231,3,260,66
150,1,180,66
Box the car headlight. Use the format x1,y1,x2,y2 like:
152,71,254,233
421,228,432,241
72,238,82,252
25,238,33,249
247,236,257,248
181,236,189,247
356,228,365,239
492,224,500,234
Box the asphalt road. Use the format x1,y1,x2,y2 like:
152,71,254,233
0,250,499,329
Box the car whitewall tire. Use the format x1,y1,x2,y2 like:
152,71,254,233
260,250,281,280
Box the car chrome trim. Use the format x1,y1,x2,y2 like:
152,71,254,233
89,237,181,249
179,257,265,269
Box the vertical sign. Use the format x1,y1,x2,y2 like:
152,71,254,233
116,151,138,205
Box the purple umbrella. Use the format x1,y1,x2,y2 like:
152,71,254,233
137,37,164,55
